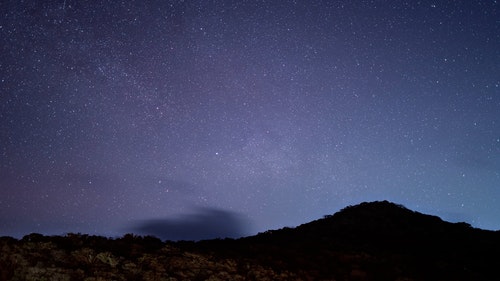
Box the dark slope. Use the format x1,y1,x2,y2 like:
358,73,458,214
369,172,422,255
249,200,482,252
2,201,500,280
194,201,500,280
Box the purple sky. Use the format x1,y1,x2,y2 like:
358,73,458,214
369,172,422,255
1,0,499,239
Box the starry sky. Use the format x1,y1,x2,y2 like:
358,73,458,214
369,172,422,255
1,1,499,240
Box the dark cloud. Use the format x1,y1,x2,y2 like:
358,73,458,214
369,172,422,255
130,207,250,241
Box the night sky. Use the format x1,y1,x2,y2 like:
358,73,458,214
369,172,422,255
1,1,499,240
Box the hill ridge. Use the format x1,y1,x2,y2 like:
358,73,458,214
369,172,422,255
2,200,499,280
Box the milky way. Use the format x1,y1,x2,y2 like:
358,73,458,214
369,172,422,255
1,1,499,239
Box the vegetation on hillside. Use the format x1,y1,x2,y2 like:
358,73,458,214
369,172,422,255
1,201,499,280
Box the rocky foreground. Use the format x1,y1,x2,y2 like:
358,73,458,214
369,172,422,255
1,201,500,280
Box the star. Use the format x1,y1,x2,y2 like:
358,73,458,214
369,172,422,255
0,0,498,239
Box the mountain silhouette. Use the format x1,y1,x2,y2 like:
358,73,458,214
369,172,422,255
193,201,500,280
1,200,499,280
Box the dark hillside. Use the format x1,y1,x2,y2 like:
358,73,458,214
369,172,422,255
196,201,500,280
1,201,500,280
